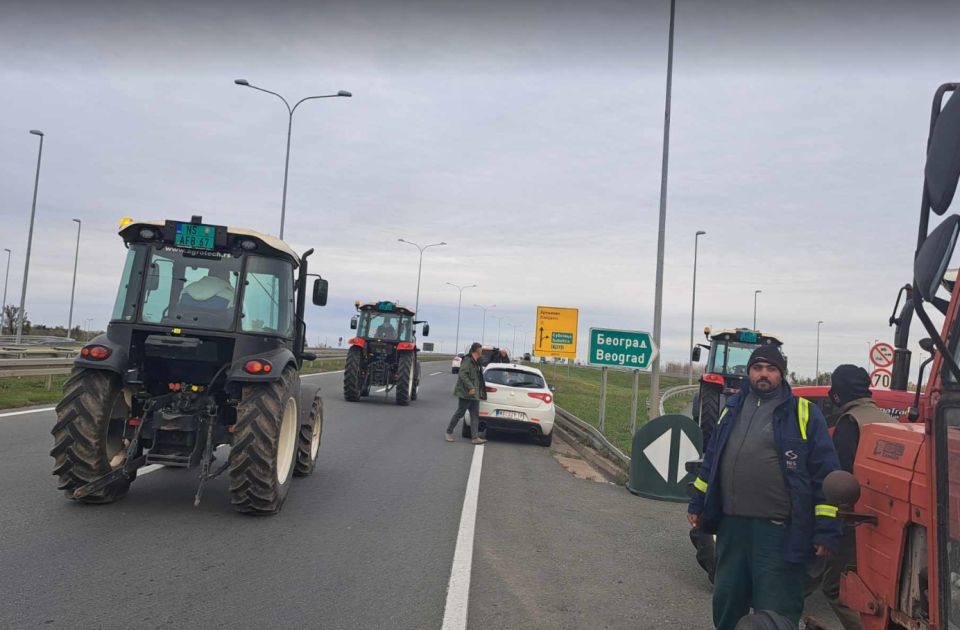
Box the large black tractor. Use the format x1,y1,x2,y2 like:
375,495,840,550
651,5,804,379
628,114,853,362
50,216,329,515
342,301,428,405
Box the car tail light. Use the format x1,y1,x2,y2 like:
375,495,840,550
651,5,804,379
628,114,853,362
397,342,416,351
528,392,553,404
702,373,725,386
244,360,272,374
349,337,366,348
485,386,497,393
80,345,111,360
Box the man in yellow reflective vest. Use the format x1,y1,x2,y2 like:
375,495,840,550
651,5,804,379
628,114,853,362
688,345,842,629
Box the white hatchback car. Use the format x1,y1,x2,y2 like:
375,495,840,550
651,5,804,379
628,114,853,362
471,363,555,446
451,353,464,374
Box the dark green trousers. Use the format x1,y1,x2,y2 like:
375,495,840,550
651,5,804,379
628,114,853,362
713,516,807,630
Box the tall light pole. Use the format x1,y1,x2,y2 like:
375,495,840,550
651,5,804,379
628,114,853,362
753,290,762,330
816,320,824,384
649,0,678,411
446,282,476,356
16,130,44,344
474,304,495,345
492,315,509,347
83,318,93,341
1,248,10,334
688,230,706,384
508,322,520,357
398,239,446,315
234,79,351,239
67,218,81,339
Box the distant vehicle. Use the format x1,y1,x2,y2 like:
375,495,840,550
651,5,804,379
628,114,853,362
452,352,464,374
474,363,555,446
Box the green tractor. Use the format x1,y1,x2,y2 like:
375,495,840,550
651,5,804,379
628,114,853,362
343,301,428,405
50,216,328,515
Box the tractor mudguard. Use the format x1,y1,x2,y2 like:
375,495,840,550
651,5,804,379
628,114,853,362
226,347,298,384
74,333,130,378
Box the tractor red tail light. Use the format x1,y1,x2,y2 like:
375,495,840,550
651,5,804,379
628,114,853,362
80,345,111,360
702,373,725,386
349,337,366,348
244,360,272,374
528,392,553,404
485,386,497,393
397,342,416,351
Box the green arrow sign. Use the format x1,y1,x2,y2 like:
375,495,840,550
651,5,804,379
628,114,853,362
627,414,703,502
588,327,658,370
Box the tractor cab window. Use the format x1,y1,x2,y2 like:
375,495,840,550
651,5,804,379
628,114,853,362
941,407,960,626
240,256,295,338
358,312,412,342
111,246,146,322
139,246,242,330
709,341,757,376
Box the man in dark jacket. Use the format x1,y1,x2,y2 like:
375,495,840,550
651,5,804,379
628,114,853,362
814,365,892,630
446,342,488,444
688,345,842,630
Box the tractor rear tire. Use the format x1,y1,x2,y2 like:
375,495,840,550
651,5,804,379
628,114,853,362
229,367,300,515
294,394,323,477
344,347,363,402
411,360,421,401
50,369,132,504
698,382,722,443
396,352,414,406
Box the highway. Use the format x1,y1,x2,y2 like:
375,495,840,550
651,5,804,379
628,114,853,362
0,369,837,629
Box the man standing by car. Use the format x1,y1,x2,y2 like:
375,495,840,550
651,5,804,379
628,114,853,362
688,345,842,630
446,342,487,444
811,364,892,630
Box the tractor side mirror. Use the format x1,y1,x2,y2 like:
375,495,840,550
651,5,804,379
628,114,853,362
926,88,960,215
823,470,861,508
691,346,702,362
915,214,960,301
422,323,430,337
350,316,358,330
312,277,329,306
920,337,935,353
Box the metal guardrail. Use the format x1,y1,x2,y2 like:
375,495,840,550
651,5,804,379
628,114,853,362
554,406,630,470
658,384,699,416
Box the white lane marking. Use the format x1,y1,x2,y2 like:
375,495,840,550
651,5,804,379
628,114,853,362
0,407,56,418
441,443,485,630
430,372,443,376
376,387,387,393
138,464,164,476
301,370,345,378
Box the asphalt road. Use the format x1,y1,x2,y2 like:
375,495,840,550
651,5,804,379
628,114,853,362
0,367,837,629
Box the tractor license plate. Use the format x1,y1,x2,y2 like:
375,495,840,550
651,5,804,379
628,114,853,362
495,410,525,421
174,223,216,250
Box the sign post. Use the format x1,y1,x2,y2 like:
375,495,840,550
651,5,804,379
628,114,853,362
598,367,608,432
588,327,658,434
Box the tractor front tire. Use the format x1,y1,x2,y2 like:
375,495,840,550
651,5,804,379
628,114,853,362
344,347,363,402
229,367,300,515
50,369,133,504
395,352,414,406
294,393,323,477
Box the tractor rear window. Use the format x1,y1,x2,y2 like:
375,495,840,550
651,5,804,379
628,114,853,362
484,368,545,389
710,341,757,376
358,312,412,342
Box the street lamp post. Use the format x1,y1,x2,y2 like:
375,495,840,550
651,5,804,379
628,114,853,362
398,239,446,315
816,320,824,384
446,282,476,357
67,218,81,339
688,230,706,384
16,130,44,344
492,315,509,347
753,290,762,330
474,303,495,345
234,79,351,240
1,248,10,334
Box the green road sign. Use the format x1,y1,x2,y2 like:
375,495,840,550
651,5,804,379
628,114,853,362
588,327,658,370
552,332,573,344
627,414,703,502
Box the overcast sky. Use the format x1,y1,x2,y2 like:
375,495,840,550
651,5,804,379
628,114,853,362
2,0,959,378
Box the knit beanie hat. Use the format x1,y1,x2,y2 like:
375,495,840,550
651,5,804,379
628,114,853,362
747,344,787,375
829,364,871,405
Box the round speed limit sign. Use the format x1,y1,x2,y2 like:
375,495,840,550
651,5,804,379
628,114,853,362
870,368,892,390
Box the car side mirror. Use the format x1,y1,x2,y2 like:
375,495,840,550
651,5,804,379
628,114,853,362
350,316,358,330
915,214,960,301
422,323,430,337
312,277,329,306
691,346,702,362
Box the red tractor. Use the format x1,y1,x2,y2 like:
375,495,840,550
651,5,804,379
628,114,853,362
822,83,960,630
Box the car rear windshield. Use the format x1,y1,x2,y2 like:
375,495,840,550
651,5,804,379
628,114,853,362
485,368,545,389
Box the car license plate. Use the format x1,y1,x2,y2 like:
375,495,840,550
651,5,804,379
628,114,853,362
495,410,525,421
175,222,216,250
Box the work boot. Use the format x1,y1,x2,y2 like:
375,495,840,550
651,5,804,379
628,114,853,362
471,437,487,445
445,433,455,442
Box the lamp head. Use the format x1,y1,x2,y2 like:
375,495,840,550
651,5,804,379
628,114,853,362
29,130,44,137
337,90,352,97
234,79,250,86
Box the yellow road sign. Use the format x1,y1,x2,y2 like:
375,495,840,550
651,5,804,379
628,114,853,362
534,306,579,359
